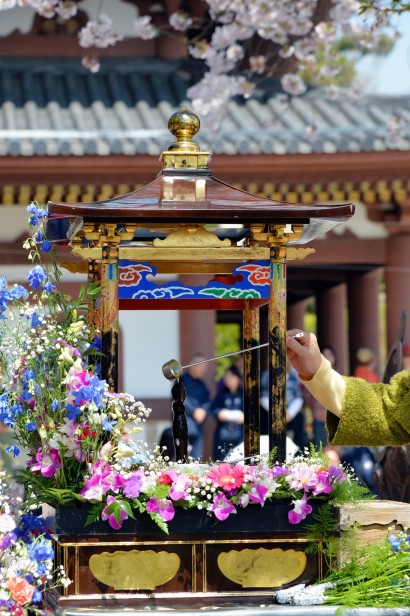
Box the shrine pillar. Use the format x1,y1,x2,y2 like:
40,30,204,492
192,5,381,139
316,283,348,375
288,299,307,330
347,269,382,376
385,231,410,349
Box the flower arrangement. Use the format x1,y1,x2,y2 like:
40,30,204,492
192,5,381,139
0,471,70,616
0,203,151,506
0,203,368,536
82,447,364,533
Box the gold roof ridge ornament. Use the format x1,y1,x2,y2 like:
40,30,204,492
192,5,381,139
161,107,211,170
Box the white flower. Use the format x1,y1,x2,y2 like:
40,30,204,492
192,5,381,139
169,11,193,32
55,0,77,20
133,15,158,40
249,55,266,74
281,73,307,96
78,15,122,49
0,512,16,533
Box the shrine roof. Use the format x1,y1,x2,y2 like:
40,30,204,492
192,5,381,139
1,57,409,157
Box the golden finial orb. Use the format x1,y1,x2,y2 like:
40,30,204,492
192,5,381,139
167,107,201,152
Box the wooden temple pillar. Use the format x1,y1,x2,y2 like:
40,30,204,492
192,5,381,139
385,229,410,349
347,269,382,375
287,299,306,331
243,301,260,459
316,283,348,375
267,228,288,463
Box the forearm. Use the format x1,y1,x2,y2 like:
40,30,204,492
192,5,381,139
301,356,346,417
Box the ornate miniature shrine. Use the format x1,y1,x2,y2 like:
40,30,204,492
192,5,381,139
45,108,354,610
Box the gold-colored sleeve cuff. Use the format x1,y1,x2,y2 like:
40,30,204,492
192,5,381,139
302,356,346,418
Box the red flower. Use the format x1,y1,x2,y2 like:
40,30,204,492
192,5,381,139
207,463,245,491
158,471,173,485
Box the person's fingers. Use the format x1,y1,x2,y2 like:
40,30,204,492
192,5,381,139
287,333,311,351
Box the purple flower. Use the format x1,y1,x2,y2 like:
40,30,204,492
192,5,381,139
80,461,125,501
29,447,61,478
168,471,191,501
328,465,346,483
123,472,144,498
102,495,129,530
210,492,236,521
146,497,175,521
247,483,269,505
288,492,313,524
312,471,333,495
270,465,289,478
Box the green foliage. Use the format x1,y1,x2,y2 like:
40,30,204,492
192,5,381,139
85,502,105,526
320,533,410,609
358,0,410,14
215,322,241,380
304,502,340,574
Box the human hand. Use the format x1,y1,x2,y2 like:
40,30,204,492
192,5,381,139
286,329,322,381
218,409,244,423
193,407,207,424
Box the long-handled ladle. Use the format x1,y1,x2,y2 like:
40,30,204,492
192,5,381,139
161,332,304,380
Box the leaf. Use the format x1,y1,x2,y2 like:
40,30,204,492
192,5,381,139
148,512,169,535
121,500,135,519
85,502,105,526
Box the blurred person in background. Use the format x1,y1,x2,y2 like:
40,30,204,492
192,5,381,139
211,364,244,460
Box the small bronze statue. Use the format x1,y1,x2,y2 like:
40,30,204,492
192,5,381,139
171,376,189,462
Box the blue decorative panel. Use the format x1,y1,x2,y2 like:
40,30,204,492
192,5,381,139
118,261,270,300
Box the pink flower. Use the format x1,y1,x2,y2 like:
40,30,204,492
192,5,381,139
312,471,332,495
146,497,175,521
80,461,125,501
210,492,236,521
29,447,61,478
5,576,34,605
286,464,318,492
247,483,269,505
168,471,191,501
207,463,245,491
101,495,129,530
288,492,313,524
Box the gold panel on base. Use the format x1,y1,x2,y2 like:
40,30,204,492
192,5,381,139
217,547,307,588
89,549,180,590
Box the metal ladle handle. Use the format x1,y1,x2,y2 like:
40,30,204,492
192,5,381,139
162,343,269,380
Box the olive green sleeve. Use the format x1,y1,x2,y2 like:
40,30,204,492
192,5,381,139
327,370,410,446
